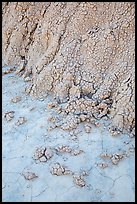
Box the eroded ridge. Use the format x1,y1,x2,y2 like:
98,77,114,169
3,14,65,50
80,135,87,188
2,2,135,136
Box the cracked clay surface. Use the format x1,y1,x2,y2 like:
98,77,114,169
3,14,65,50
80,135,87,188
2,2,135,136
2,66,135,202
2,2,135,202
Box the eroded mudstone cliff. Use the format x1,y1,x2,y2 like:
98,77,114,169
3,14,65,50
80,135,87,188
2,2,135,136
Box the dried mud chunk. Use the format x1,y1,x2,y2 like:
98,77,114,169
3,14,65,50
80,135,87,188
94,121,100,127
55,145,72,153
55,106,62,114
48,116,56,123
54,81,69,103
70,135,78,141
39,156,47,162
100,153,112,159
71,149,84,156
4,111,15,121
34,147,53,162
16,117,27,125
44,147,53,159
48,102,58,109
34,147,45,160
79,114,90,122
98,103,108,110
22,172,38,181
84,124,91,133
130,129,135,138
97,162,108,169
61,114,80,130
55,145,83,156
15,60,25,75
111,154,124,165
11,96,21,103
69,85,81,101
73,175,86,187
24,77,32,82
80,170,89,176
109,126,121,136
50,163,72,176
2,67,15,75
129,146,135,153
79,114,87,122
25,85,32,94
48,124,57,131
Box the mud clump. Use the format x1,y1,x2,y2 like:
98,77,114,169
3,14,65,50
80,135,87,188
11,96,21,103
2,2,135,136
97,162,108,169
50,163,72,176
4,111,15,121
22,171,38,181
111,154,124,165
71,149,83,156
2,67,15,75
73,175,86,187
84,124,92,133
33,147,53,162
72,171,90,188
16,117,27,126
100,152,125,165
55,145,72,153
55,145,84,156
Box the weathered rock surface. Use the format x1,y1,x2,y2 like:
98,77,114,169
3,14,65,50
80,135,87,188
2,2,135,135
